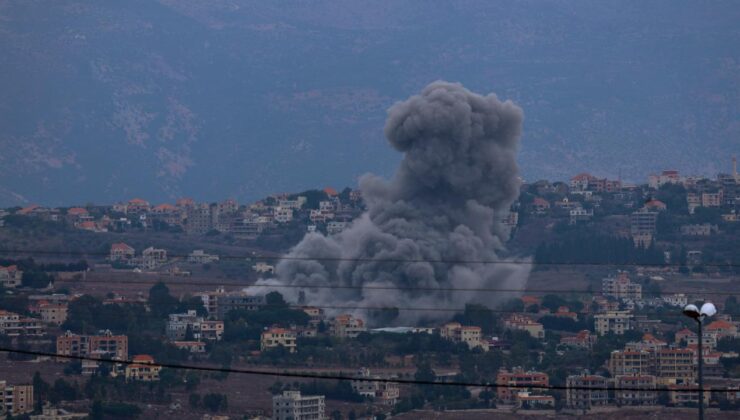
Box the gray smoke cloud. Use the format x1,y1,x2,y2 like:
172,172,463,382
253,81,529,324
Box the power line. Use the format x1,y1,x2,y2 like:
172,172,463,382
53,276,740,297
2,248,739,268
0,346,715,393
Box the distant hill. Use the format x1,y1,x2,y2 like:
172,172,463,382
1,0,738,206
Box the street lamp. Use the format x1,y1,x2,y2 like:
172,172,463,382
683,302,716,420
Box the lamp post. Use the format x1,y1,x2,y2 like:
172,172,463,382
682,302,716,420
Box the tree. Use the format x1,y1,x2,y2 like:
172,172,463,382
90,400,103,420
202,393,228,412
148,282,178,317
189,393,200,408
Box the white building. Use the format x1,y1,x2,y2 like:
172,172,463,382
187,250,219,264
141,247,167,270
272,391,325,420
595,311,634,336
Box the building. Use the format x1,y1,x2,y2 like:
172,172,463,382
608,350,653,376
566,374,609,409
272,391,325,420
261,328,297,353
516,392,555,409
29,406,88,420
656,348,695,384
648,170,681,189
701,191,723,207
495,368,549,403
0,381,33,416
329,314,367,339
705,319,738,340
503,314,545,339
602,272,642,300
351,368,400,405
125,355,161,382
141,247,167,270
668,384,711,406
569,207,593,225
630,208,658,247
595,311,633,336
187,250,219,264
560,330,597,350
56,330,128,361
680,223,717,236
326,221,347,235
625,333,667,353
166,310,224,341
109,243,135,264
39,302,68,325
0,310,44,336
185,204,212,235
215,292,265,319
614,375,657,406
172,341,206,353
439,322,488,351
0,265,23,288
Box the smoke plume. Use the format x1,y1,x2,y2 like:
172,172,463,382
254,81,529,324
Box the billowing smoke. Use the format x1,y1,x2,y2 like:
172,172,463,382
253,81,529,324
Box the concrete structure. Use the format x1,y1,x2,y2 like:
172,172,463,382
602,272,642,301
141,246,167,270
272,391,325,420
656,348,695,384
109,243,135,264
30,406,88,420
329,314,367,339
0,381,33,416
166,310,224,341
608,350,653,376
56,330,128,361
595,311,633,336
503,314,545,339
614,375,657,406
560,330,597,350
0,265,23,288
440,322,489,351
630,208,658,247
39,302,68,325
495,368,549,403
261,328,297,353
566,374,609,409
187,250,219,264
0,310,44,336
351,368,400,405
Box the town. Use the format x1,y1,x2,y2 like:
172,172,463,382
1,161,740,419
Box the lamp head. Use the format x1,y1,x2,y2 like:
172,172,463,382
683,304,700,320
700,302,717,318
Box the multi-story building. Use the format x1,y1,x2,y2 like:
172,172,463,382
272,391,325,420
614,375,657,406
185,204,212,235
124,355,161,382
215,292,265,319
39,302,68,325
495,368,549,403
0,265,23,288
0,381,33,416
608,350,653,376
274,207,293,223
656,348,695,384
261,328,297,353
701,191,723,207
595,311,633,336
0,310,44,336
602,272,642,301
503,314,545,339
560,330,597,350
141,247,167,270
109,243,135,264
351,368,400,405
56,330,128,361
166,310,224,341
630,207,658,247
566,374,609,409
172,341,206,353
667,384,711,406
302,307,325,328
329,314,367,339
439,322,488,350
187,250,219,264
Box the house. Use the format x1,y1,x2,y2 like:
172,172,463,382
126,198,151,214
569,207,593,225
329,314,367,338
109,243,135,264
141,247,167,270
351,367,400,405
166,310,224,341
272,391,325,420
705,319,738,340
327,221,347,235
0,265,23,288
439,322,488,350
187,250,219,264
503,314,545,339
701,191,723,207
39,302,68,325
571,173,596,191
680,223,717,236
56,330,128,362
516,392,555,409
0,381,33,416
560,330,597,350
532,197,550,214
643,199,667,211
172,341,206,353
125,355,161,381
261,328,297,353
625,333,667,353
668,384,711,406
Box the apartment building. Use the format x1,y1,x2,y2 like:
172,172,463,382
630,207,658,247
566,374,609,409
614,375,657,406
56,330,128,361
0,310,44,336
0,265,23,288
166,310,224,341
124,355,161,382
602,272,642,300
656,348,695,384
215,292,265,319
261,328,297,353
272,391,325,420
668,384,711,406
141,247,167,270
495,368,549,403
39,302,68,325
329,314,367,339
0,381,33,416
439,322,489,350
608,350,653,376
595,311,633,336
